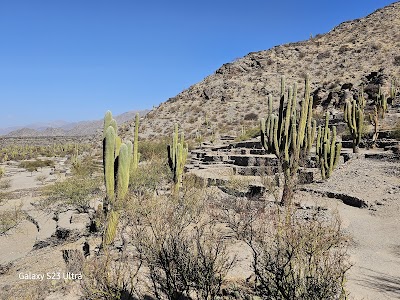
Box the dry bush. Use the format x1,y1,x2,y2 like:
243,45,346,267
81,252,140,300
35,174,48,185
0,203,24,234
128,184,235,300
218,197,351,300
0,178,11,189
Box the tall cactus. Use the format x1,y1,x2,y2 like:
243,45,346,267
316,113,342,180
260,75,316,205
344,99,364,153
116,143,130,201
368,86,388,146
104,126,116,204
167,124,188,194
390,78,397,104
132,113,140,171
102,111,134,248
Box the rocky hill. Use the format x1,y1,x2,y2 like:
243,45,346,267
124,2,400,140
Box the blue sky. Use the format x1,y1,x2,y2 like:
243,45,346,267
0,0,396,128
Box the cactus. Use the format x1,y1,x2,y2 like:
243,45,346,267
367,86,388,147
102,210,119,247
260,75,315,205
376,86,388,118
344,99,364,153
101,111,135,247
116,143,130,201
167,124,188,194
390,78,397,103
103,110,113,138
316,114,342,180
132,113,139,170
103,126,116,204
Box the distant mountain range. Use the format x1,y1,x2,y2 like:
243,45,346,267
0,110,149,137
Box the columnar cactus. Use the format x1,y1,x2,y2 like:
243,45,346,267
390,78,397,103
260,75,316,205
344,99,364,153
375,86,388,118
368,87,388,146
116,143,130,201
132,113,139,171
316,113,342,180
102,111,135,247
104,126,116,204
167,124,188,193
102,210,119,247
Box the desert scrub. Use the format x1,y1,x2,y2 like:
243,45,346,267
35,174,48,185
0,178,11,189
0,203,24,234
129,185,235,299
80,251,140,299
219,198,351,300
41,174,102,212
138,138,170,161
235,125,260,141
129,157,170,196
19,159,54,173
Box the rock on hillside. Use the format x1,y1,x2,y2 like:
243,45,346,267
126,2,400,140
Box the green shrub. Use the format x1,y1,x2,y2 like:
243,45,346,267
41,174,102,212
19,159,54,170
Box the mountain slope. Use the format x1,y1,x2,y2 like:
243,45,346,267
127,2,400,140
4,110,149,137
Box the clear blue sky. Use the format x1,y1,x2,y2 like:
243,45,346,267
0,0,396,128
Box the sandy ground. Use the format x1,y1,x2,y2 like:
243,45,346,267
0,155,399,299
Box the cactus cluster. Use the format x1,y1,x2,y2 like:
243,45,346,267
344,98,364,153
167,124,188,193
260,76,316,205
102,110,139,247
316,114,342,180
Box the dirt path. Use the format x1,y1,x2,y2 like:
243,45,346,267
297,156,400,300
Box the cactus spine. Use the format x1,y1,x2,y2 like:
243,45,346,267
344,99,364,153
316,113,342,180
260,75,315,205
167,124,188,194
